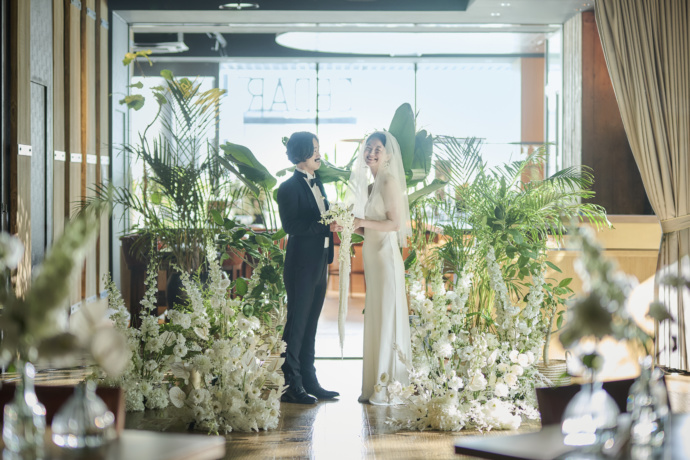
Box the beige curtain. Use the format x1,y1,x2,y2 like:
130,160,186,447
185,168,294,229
595,0,690,371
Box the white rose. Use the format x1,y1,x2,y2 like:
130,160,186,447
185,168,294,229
510,364,524,376
486,350,498,366
494,383,509,398
526,351,536,364
509,350,519,363
467,373,487,391
517,353,530,367
497,362,510,373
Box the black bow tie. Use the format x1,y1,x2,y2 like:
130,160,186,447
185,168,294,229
296,170,318,188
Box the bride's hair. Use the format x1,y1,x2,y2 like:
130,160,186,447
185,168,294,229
366,132,387,146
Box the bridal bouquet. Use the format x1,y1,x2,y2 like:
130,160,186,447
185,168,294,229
320,203,356,354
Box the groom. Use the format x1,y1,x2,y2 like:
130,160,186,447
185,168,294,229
277,132,342,404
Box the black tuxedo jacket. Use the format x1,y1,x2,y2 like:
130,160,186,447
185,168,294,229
277,171,335,266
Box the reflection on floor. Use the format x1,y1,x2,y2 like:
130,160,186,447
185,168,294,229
315,288,364,358
126,359,538,460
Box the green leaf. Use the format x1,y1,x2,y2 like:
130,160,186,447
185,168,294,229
315,159,351,185
210,209,224,226
404,249,417,271
271,229,287,241
122,50,152,66
350,233,364,244
408,179,448,204
233,228,247,241
558,278,573,288
545,260,562,273
505,246,518,259
219,142,277,192
128,81,144,89
647,301,674,323
119,94,145,111
220,252,230,263
407,129,434,186
160,69,174,81
388,103,416,171
234,278,248,297
150,191,162,205
556,314,564,329
243,304,254,317
255,234,273,247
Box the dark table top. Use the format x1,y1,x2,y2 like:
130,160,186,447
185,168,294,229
455,412,689,460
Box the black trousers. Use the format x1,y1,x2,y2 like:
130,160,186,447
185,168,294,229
281,246,329,388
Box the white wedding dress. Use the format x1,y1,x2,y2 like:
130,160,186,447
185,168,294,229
358,181,412,405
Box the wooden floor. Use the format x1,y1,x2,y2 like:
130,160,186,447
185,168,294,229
126,359,539,460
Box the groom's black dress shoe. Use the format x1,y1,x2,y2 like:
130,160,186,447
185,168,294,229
281,385,318,404
304,384,340,400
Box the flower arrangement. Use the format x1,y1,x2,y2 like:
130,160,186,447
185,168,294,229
0,209,127,375
387,256,544,431
385,139,609,431
320,203,356,353
106,240,286,433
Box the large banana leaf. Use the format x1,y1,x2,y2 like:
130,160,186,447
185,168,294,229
388,103,416,172
408,178,449,204
407,129,434,186
220,142,277,192
316,159,351,184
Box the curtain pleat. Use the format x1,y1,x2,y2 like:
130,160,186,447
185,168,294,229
595,0,690,371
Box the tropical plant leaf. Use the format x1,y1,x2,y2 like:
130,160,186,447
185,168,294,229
315,159,351,184
388,103,416,171
219,142,277,191
408,179,448,204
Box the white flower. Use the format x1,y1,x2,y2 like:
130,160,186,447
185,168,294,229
173,343,188,358
517,353,530,367
486,350,499,366
509,350,519,363
510,364,524,376
144,360,158,372
193,327,209,341
0,233,24,269
526,351,536,364
374,384,383,394
467,373,487,391
169,386,186,408
494,383,509,398
504,373,518,387
497,362,510,373
139,381,153,397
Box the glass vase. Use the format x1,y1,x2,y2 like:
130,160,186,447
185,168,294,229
561,379,620,453
2,361,46,459
51,380,116,449
627,356,669,458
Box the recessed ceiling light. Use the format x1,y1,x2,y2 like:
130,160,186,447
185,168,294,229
490,12,501,17
219,2,259,10
500,2,511,6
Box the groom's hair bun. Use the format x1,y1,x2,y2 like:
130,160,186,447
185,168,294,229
286,132,318,164
366,132,387,146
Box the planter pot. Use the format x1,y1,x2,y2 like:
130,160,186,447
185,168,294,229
536,359,571,387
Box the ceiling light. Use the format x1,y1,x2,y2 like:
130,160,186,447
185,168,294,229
490,12,501,17
219,2,259,10
500,2,511,6
276,32,543,56
133,32,189,54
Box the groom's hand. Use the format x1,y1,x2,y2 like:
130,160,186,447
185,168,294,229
329,222,343,232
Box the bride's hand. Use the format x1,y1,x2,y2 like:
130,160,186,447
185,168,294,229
354,217,364,229
329,222,344,232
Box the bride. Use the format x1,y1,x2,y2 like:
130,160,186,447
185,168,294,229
349,131,412,405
